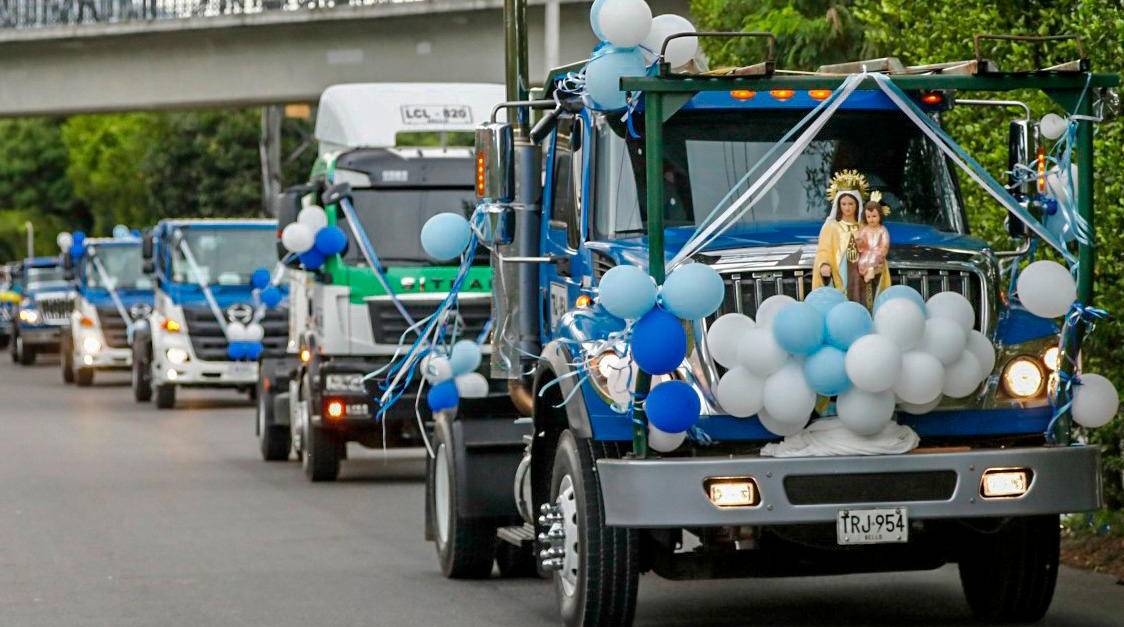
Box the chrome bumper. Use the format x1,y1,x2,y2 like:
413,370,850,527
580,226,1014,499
596,446,1102,528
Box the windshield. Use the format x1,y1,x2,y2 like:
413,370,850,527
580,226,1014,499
339,189,478,266
26,266,68,291
87,246,151,290
595,109,963,238
171,228,276,285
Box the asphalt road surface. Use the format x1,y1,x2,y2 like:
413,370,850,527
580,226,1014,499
0,356,1121,626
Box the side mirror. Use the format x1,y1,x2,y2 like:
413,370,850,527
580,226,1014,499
475,122,514,203
143,260,155,275
142,231,154,262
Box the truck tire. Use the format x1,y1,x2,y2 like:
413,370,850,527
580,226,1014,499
10,330,18,363
302,422,341,482
429,422,496,579
132,342,152,403
0,333,9,349
959,515,1060,623
18,335,36,366
257,379,291,461
75,367,94,387
550,431,638,627
154,384,176,409
61,333,75,383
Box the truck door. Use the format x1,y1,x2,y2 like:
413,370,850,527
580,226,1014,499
541,112,593,341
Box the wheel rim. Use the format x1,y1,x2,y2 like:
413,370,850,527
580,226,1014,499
434,443,451,547
556,474,579,597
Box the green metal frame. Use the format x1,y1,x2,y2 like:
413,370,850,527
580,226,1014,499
629,71,1119,455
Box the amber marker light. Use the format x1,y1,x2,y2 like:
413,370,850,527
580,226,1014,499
1037,145,1048,193
576,294,593,308
920,92,944,105
326,399,345,420
769,89,795,102
475,152,487,198
162,319,181,333
79,316,95,328
809,89,832,101
730,90,756,101
300,348,311,364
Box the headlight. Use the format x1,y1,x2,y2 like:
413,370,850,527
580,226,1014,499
19,309,39,324
325,373,366,394
166,347,189,365
81,337,101,354
1042,346,1060,371
1002,357,1044,398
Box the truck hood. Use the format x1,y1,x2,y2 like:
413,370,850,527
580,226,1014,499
161,283,276,308
80,287,155,307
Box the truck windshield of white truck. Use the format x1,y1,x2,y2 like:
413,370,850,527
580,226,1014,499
171,228,277,285
87,246,149,290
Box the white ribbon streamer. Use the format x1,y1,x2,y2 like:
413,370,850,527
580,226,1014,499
176,233,229,336
90,254,135,333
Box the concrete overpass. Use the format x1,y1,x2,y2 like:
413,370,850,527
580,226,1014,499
0,0,689,116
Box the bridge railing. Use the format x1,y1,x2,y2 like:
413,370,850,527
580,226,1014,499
0,0,424,29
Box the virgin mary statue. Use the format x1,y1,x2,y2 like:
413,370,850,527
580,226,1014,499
811,170,890,305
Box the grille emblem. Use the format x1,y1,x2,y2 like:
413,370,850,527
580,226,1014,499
225,304,253,325
128,303,152,321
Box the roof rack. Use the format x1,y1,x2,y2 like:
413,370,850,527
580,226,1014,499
659,32,776,78
973,34,1088,73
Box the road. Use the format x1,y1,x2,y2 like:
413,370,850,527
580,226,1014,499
0,356,1120,626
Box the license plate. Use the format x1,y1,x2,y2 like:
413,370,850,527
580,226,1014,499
229,362,255,377
836,507,908,545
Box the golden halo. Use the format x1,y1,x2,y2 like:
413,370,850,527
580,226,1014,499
826,169,869,202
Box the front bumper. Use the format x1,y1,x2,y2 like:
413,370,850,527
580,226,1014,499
596,446,1102,528
19,324,62,347
154,354,258,387
78,346,132,370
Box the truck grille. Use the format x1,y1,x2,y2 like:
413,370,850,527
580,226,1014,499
717,266,986,329
367,295,491,345
182,306,288,362
96,306,131,349
37,295,73,325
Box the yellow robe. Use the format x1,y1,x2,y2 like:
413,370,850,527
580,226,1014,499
811,219,891,295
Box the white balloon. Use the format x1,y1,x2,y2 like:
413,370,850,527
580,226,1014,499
845,334,902,393
874,298,926,349
596,0,652,48
755,294,796,327
642,14,698,68
454,372,490,399
762,362,816,426
716,367,765,418
281,222,315,254
837,388,896,436
966,330,997,378
1039,112,1068,141
926,291,976,332
297,205,329,230
943,351,983,398
1072,373,1120,429
920,317,967,365
1017,260,1076,319
56,232,73,251
421,354,453,384
737,326,788,377
244,322,265,342
758,407,807,437
225,322,247,341
648,423,687,452
893,351,945,405
898,396,942,415
706,313,755,368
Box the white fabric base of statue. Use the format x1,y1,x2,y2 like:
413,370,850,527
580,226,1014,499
760,418,920,457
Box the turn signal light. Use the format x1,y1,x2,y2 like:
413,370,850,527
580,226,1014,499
79,316,95,328
325,399,345,420
730,90,756,101
981,468,1031,498
808,89,832,101
162,319,181,333
576,294,593,308
704,477,760,508
769,89,795,102
300,348,311,364
920,92,944,105
475,152,487,198
1037,145,1047,193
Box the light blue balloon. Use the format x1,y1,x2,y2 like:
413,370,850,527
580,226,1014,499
825,301,873,350
804,287,846,316
584,47,648,111
874,284,926,314
420,213,471,261
448,340,482,376
589,0,608,40
772,302,824,355
660,263,725,321
112,224,129,238
803,345,851,396
598,265,657,320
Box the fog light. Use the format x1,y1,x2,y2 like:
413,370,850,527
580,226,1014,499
1002,357,1044,398
1043,346,1060,371
82,355,94,366
166,347,188,365
704,477,759,508
166,369,178,380
326,399,345,420
981,468,1031,498
81,337,101,354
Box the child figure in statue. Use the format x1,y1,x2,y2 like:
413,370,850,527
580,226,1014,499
812,170,865,303
856,193,892,310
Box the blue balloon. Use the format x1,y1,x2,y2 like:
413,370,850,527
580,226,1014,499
427,380,460,412
261,286,283,309
70,243,86,260
299,249,326,270
825,301,873,350
131,229,142,238
72,231,86,246
584,47,648,111
250,267,271,290
227,341,247,361
874,285,926,314
803,346,851,396
660,263,725,321
598,265,657,320
245,341,264,361
772,302,825,355
314,225,348,256
804,287,846,316
589,0,607,40
646,380,701,434
420,213,471,261
631,307,687,375
448,340,482,376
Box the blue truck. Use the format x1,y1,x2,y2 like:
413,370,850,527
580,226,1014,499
0,261,19,349
11,256,72,366
132,219,286,409
430,9,1117,625
60,236,154,386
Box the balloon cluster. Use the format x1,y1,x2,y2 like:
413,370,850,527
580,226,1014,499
709,286,998,438
225,267,285,361
280,206,348,270
1015,259,1120,429
596,262,724,452
584,1,698,110
63,231,87,260
420,340,490,413
420,213,472,261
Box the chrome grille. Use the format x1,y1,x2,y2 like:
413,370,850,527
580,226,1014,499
182,305,288,361
37,296,72,325
367,295,491,345
95,306,130,349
